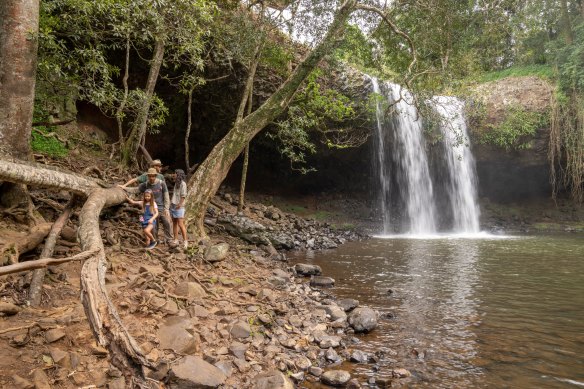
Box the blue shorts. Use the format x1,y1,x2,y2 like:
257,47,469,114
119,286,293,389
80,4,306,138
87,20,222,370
171,204,185,219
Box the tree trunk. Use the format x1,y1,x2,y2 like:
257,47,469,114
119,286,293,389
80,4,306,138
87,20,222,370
238,143,250,212
560,0,574,44
185,87,194,170
184,0,356,238
0,0,39,160
121,38,165,167
0,158,151,382
115,36,131,144
0,0,40,214
29,195,79,306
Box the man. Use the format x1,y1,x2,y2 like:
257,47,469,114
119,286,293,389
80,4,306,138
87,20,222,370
120,159,165,188
138,168,173,245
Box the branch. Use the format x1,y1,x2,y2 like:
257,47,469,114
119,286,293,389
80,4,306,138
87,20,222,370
356,4,417,79
0,249,99,276
0,157,104,196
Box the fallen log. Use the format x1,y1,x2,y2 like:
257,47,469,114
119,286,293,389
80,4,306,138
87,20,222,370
0,249,98,276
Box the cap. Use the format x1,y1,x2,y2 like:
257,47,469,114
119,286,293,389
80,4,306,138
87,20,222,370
147,168,157,175
150,159,162,166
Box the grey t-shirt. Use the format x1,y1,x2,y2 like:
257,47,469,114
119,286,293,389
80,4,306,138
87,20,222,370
138,179,170,210
172,181,187,206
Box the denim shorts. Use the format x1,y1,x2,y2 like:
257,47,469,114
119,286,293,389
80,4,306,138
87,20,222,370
171,204,185,219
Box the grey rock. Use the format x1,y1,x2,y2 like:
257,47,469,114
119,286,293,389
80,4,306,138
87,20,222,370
230,321,252,339
337,298,359,312
205,242,230,262
214,360,234,377
272,268,289,279
158,317,199,354
253,370,294,389
319,335,342,348
294,355,312,370
310,276,335,288
309,366,323,377
346,378,362,389
349,350,369,363
347,308,377,333
229,341,248,359
268,276,288,287
320,305,347,321
321,370,351,386
108,377,126,389
170,356,226,388
325,347,342,363
294,263,322,276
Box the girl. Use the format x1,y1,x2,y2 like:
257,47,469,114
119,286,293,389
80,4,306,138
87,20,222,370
171,169,188,249
127,189,159,249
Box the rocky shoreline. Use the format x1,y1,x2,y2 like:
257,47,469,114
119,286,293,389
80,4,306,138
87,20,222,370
0,190,411,388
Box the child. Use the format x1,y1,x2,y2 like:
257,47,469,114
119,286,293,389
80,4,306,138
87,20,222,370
171,169,188,249
127,189,159,249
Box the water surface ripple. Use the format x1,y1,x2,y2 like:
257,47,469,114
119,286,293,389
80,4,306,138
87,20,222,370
292,234,584,388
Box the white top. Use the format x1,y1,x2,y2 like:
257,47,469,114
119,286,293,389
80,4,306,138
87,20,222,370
171,181,187,205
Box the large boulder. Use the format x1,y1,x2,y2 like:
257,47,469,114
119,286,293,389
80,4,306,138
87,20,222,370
347,307,377,333
310,276,335,288
169,356,227,388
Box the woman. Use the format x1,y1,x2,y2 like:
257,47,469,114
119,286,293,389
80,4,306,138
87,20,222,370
171,169,188,249
127,189,159,249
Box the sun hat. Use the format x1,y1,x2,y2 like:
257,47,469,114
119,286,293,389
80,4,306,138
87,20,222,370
150,159,162,166
147,168,157,175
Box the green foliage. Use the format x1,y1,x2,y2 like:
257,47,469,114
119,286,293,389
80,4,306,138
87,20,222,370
480,106,548,150
270,70,359,173
31,128,69,157
477,65,555,83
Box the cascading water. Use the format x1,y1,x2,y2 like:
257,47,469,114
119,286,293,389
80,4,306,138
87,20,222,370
370,78,392,233
370,76,481,235
432,96,481,233
371,77,437,234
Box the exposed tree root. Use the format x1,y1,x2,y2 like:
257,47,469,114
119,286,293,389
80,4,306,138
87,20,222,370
0,249,98,276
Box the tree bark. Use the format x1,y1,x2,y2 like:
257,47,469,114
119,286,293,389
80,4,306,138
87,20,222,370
115,36,131,143
0,0,40,214
560,0,574,45
0,0,39,160
184,0,356,238
121,38,165,167
29,195,79,306
1,222,51,265
185,87,194,170
0,249,98,277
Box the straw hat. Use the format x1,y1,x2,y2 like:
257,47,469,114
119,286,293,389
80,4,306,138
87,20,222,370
150,159,162,166
147,168,158,175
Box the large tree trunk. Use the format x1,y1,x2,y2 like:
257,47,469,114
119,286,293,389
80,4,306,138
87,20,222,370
121,38,165,167
185,86,194,170
0,0,40,213
0,0,39,160
115,36,131,143
184,0,356,238
560,0,574,44
0,158,151,383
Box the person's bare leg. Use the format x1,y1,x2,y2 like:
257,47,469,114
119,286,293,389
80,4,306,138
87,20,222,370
178,218,187,243
144,225,155,243
173,218,179,242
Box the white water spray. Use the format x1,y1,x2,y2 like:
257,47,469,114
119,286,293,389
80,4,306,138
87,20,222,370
432,96,481,233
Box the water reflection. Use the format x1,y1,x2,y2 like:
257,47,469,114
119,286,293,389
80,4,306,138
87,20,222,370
290,235,584,388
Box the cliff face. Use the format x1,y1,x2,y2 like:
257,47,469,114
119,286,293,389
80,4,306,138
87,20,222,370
467,76,554,203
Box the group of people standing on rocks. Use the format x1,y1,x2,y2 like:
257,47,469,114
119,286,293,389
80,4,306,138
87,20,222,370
120,159,189,250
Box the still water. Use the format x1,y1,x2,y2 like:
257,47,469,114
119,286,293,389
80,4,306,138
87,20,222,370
291,234,584,388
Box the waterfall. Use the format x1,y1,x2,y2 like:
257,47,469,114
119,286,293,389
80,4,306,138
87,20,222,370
370,76,480,235
371,78,437,234
371,78,392,233
432,96,481,232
